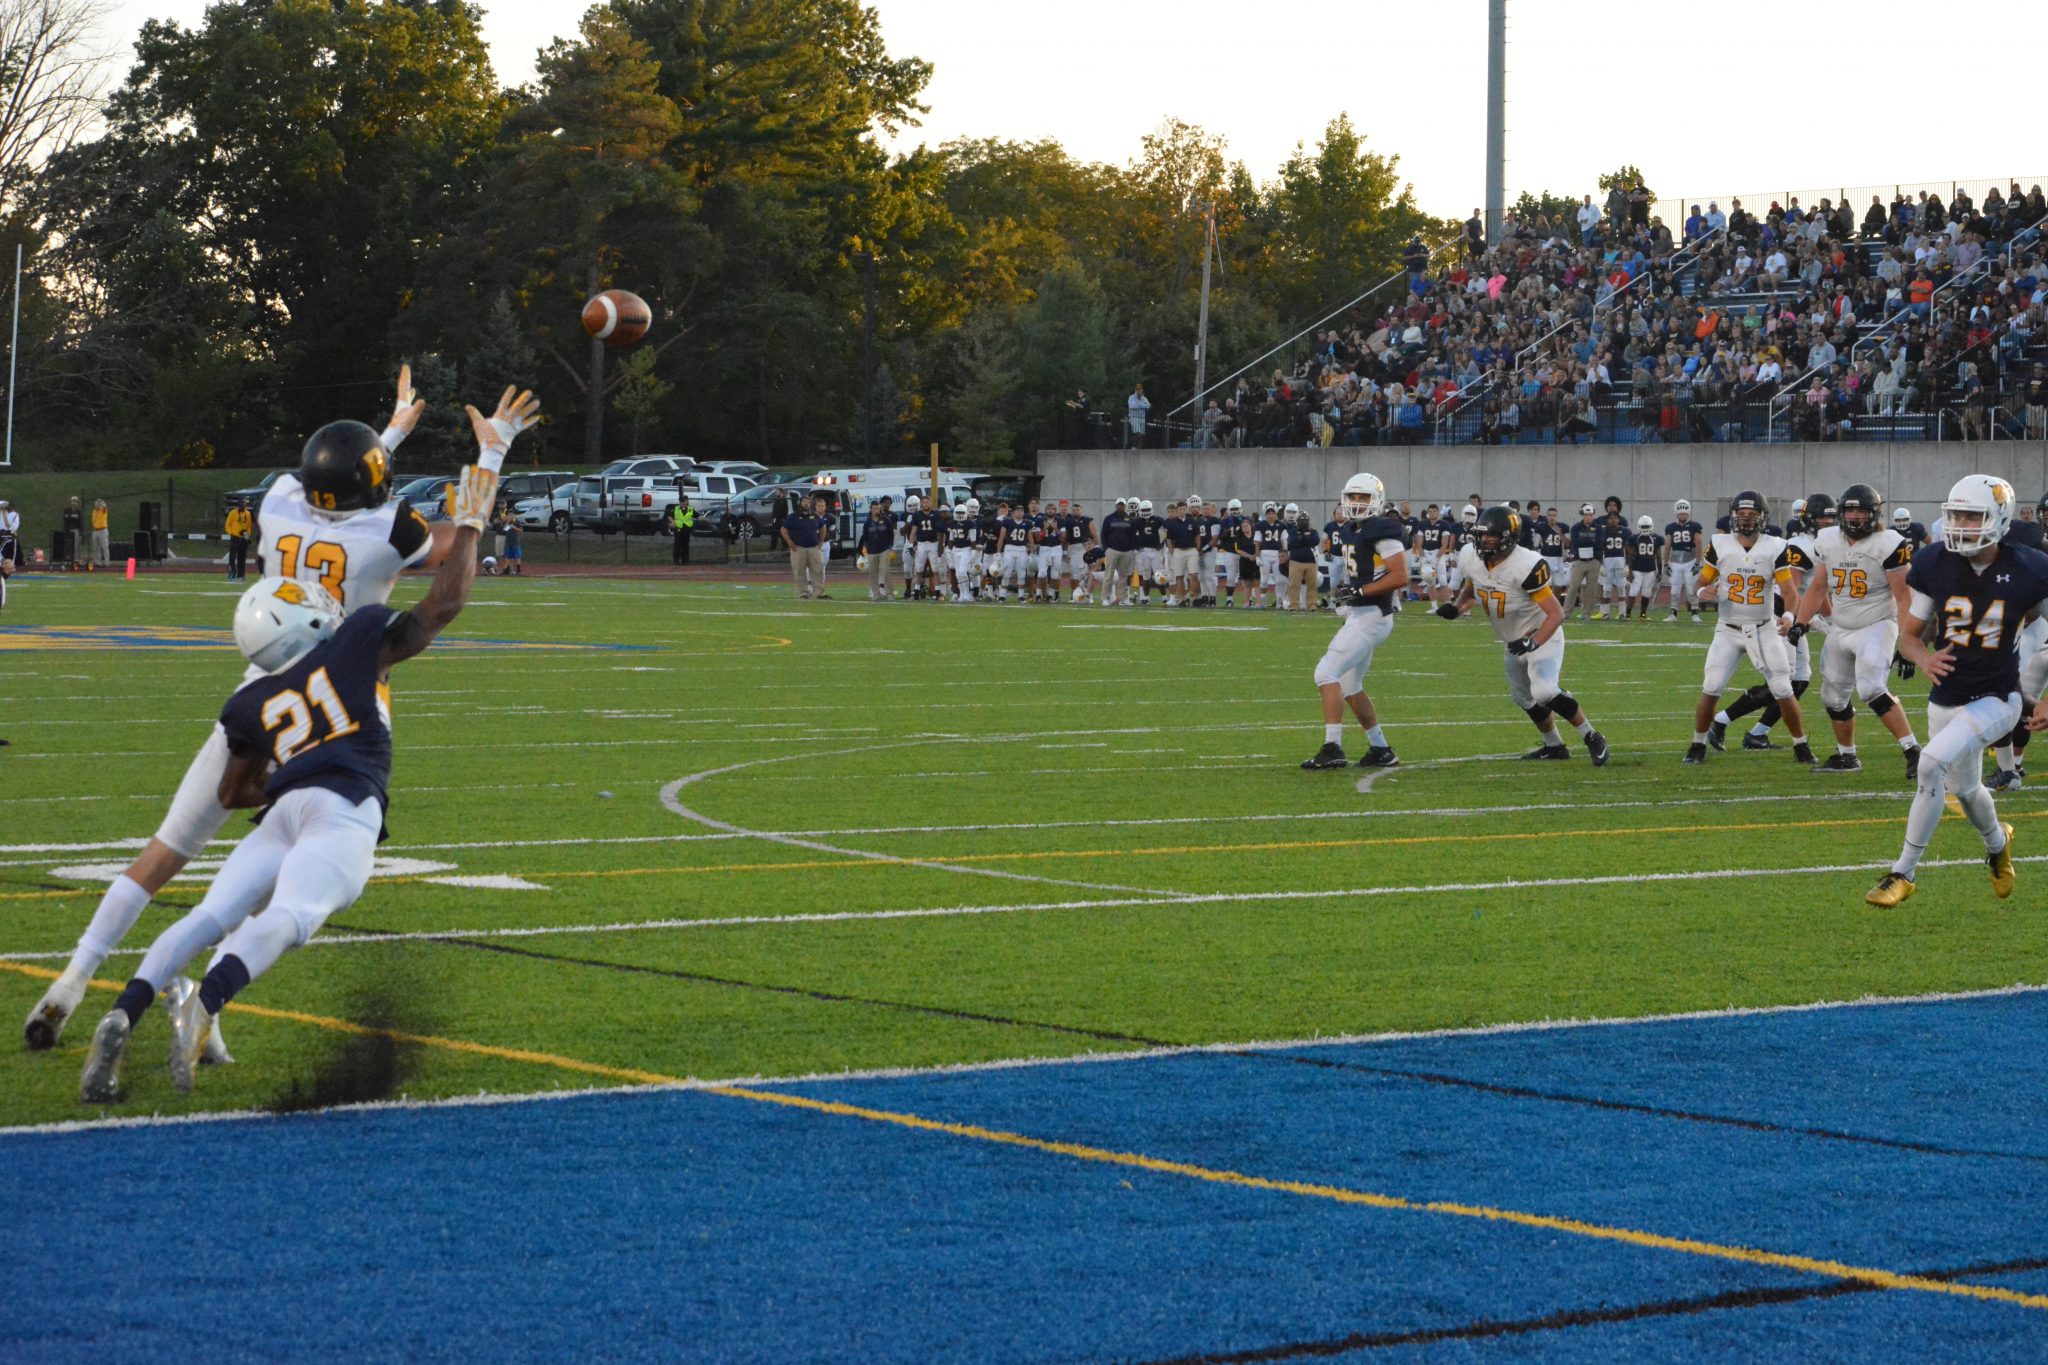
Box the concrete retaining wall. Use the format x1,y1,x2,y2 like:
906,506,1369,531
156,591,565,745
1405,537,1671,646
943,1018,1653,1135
1036,443,2048,519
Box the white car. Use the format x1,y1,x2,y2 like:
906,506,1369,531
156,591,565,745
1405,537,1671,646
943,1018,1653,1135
513,482,578,532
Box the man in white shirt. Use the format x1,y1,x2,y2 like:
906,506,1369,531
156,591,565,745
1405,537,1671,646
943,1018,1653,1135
1761,249,1789,292
1808,337,1838,372
0,499,18,568
1125,383,1150,449
1576,195,1601,244
1756,357,1784,385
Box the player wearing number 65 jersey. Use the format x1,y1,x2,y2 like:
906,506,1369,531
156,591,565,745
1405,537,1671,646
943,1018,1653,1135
1685,491,1816,765
77,393,536,1103
26,368,449,1056
1301,473,1409,771
1445,507,1610,764
1791,482,1922,777
1866,475,2048,907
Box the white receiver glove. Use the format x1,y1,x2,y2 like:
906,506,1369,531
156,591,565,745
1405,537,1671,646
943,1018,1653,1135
379,363,426,453
449,465,502,532
465,386,541,473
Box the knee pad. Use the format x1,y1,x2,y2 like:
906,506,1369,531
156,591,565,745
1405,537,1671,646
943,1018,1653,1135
1792,679,1809,699
1867,692,1896,718
1768,679,1794,701
1523,703,1551,726
1547,691,1578,718
1827,704,1856,723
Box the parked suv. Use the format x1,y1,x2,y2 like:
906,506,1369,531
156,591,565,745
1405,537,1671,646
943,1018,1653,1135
495,470,577,508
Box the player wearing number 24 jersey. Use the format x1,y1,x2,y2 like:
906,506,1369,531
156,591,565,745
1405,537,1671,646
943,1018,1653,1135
1867,475,2048,908
1445,507,1610,764
26,368,447,1057
77,390,539,1103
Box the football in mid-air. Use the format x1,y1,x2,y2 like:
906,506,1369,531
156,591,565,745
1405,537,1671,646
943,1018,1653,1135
581,289,651,348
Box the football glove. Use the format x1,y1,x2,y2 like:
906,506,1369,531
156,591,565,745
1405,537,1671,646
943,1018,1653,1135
1507,634,1537,656
1893,650,1916,681
465,386,542,473
1435,602,1460,620
1785,622,1808,645
379,363,426,453
449,465,501,532
1332,584,1364,608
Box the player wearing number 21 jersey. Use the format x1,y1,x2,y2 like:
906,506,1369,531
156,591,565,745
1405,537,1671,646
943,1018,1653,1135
1446,507,1610,764
1685,490,1815,765
77,391,537,1103
1866,475,2048,908
26,369,444,1056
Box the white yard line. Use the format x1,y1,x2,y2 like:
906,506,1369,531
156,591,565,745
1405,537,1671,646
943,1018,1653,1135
4,979,2041,1140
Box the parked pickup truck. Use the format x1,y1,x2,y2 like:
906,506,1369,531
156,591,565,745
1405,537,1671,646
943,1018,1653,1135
570,470,760,533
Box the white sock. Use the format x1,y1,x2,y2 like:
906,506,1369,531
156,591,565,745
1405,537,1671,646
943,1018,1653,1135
69,875,153,978
1714,710,1731,725
1364,725,1388,748
1693,731,1709,745
1749,723,1770,738
1571,715,1595,738
1899,734,1919,752
1539,727,1565,748
1996,746,2016,772
1325,724,1344,745
1840,744,1857,756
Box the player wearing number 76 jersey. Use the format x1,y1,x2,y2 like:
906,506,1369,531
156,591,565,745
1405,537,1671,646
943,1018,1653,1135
25,367,447,1057
1685,491,1816,765
77,392,537,1103
1444,506,1610,764
1865,475,2048,908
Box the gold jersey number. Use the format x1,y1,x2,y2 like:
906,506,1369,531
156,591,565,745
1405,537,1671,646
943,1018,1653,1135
1830,567,1870,598
274,534,349,605
1722,572,1768,606
260,667,361,764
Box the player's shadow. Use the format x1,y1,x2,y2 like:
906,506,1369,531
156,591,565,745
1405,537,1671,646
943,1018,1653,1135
266,956,440,1114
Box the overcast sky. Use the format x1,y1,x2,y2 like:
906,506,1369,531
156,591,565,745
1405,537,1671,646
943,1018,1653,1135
99,0,2043,216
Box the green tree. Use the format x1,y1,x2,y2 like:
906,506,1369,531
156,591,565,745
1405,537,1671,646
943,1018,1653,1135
610,346,673,455
1512,190,1584,234
1269,115,1439,325
942,307,1020,459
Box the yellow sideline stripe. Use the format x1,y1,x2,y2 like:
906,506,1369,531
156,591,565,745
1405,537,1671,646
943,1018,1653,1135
700,1082,2048,1313
0,960,679,1087
5,958,2040,1312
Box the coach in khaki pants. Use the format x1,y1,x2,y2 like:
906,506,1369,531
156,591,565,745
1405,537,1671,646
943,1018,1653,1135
1561,503,1603,621
782,495,829,599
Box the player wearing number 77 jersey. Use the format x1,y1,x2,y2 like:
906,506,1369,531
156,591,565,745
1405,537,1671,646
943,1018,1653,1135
1444,506,1610,764
1685,491,1816,765
1865,474,2048,908
25,367,448,1057
77,392,537,1103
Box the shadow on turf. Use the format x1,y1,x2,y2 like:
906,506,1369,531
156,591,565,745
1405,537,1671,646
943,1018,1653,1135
265,961,441,1115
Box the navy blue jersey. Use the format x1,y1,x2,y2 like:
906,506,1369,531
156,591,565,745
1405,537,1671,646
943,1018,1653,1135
1899,521,1929,551
1454,524,1478,554
911,510,942,543
1629,531,1663,572
1536,519,1566,556
1434,516,1461,547
1417,521,1446,553
1337,516,1409,616
1067,514,1094,547
1254,519,1290,553
1402,515,1424,545
1165,516,1197,549
1135,515,1165,550
858,512,896,554
1598,523,1629,559
220,606,396,813
980,518,1002,552
1907,542,2048,706
1323,518,1344,549
1666,520,1701,559
1515,516,1541,550
2005,519,2045,551
946,519,977,549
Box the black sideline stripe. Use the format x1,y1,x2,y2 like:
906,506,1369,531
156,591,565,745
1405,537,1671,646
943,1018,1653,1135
1135,1255,2048,1363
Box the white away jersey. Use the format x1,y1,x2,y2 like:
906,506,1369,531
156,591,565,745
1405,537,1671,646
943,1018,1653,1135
1810,525,1912,631
257,474,433,613
1458,543,1555,642
1703,532,1792,626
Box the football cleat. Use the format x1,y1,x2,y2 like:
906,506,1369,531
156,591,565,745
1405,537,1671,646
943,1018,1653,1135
1865,872,1915,908
1301,743,1349,771
1792,742,1817,765
1358,747,1400,769
1690,612,1703,624
1817,753,1862,773
78,1010,131,1104
1741,732,1779,751
1683,743,1707,764
164,978,210,1094
1988,766,2024,792
1903,746,1921,782
1522,744,1571,760
1991,823,2017,899
23,971,87,1051
1585,731,1611,767
1707,720,1728,752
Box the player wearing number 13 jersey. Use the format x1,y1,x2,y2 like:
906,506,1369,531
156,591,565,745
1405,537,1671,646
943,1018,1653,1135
1866,475,2048,908
1686,491,1815,765
1447,507,1610,764
27,370,446,1055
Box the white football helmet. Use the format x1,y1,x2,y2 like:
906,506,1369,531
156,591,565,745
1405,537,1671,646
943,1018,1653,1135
1674,499,1692,515
965,498,980,516
1139,499,1153,514
1892,507,1912,525
1283,502,1300,518
1262,501,1278,515
1461,505,1479,524
1340,472,1387,521
1792,498,1808,517
905,494,921,511
1637,515,1653,530
1226,498,1243,513
1942,475,2014,554
952,503,968,522
234,577,341,674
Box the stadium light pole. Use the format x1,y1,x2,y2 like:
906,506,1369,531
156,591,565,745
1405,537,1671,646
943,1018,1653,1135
1485,0,1506,243
3,242,18,468
1191,199,1215,435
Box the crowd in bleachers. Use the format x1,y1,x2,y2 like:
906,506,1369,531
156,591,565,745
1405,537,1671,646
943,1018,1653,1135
1184,178,2048,447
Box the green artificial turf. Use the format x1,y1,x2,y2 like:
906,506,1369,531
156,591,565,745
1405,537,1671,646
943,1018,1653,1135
2,569,2042,1127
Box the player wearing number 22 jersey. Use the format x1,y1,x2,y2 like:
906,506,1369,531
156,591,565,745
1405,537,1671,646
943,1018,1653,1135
1867,475,2048,908
1686,490,1815,765
26,371,444,1056
1448,507,1610,764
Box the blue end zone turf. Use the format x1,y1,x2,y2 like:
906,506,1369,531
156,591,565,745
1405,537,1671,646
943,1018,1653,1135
6,995,2047,1362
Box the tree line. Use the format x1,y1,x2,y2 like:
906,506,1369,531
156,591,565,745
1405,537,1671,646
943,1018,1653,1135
8,0,1441,471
